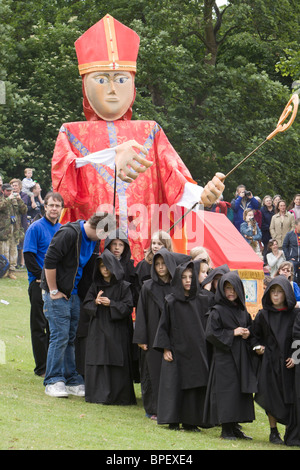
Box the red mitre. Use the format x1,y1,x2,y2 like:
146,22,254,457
75,14,140,76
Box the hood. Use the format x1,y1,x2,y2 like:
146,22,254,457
150,248,178,283
262,275,296,311
93,248,124,283
171,261,198,301
201,264,230,289
214,271,246,309
104,228,131,263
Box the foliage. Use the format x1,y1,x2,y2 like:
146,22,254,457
0,0,299,202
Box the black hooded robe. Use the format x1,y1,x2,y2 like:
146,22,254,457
252,275,300,446
200,264,230,307
133,249,177,416
204,271,257,427
153,261,210,427
104,229,140,382
83,249,136,405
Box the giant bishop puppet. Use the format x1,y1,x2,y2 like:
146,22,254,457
52,14,225,263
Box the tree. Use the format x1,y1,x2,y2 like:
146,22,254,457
0,0,299,203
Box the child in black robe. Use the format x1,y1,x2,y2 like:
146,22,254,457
133,248,177,419
204,271,257,440
252,275,300,446
201,264,230,307
83,249,136,405
153,261,209,431
105,229,140,382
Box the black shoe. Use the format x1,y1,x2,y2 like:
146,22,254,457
169,423,180,431
182,424,201,432
232,424,253,440
269,428,284,445
221,423,237,440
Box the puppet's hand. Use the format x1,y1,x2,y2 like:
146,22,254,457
200,172,225,207
115,140,152,183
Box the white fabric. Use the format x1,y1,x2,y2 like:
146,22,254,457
75,148,116,169
75,151,202,211
177,182,203,211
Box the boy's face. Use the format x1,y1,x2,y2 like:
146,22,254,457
182,268,193,293
109,239,125,258
198,263,208,283
84,71,134,121
224,282,238,301
154,256,169,279
269,285,285,308
99,261,111,280
26,170,33,178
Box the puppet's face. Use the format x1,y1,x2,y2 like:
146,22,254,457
84,71,134,121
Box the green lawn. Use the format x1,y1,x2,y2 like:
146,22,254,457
0,271,296,451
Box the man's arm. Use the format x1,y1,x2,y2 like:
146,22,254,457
45,268,67,299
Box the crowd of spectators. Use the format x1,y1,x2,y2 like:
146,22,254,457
0,169,44,279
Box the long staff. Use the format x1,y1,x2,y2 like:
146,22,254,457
168,94,299,233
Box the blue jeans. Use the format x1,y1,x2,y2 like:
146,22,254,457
42,293,84,386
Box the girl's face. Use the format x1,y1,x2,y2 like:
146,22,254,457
109,239,125,259
198,263,209,284
269,285,286,309
245,211,254,222
99,261,111,281
271,240,278,252
151,236,164,254
182,269,193,294
154,256,169,280
224,282,238,302
294,196,300,206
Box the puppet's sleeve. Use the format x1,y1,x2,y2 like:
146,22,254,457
51,129,80,207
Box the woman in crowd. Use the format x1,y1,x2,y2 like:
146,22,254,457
266,239,285,277
270,200,295,249
275,261,300,307
288,194,300,220
261,195,275,259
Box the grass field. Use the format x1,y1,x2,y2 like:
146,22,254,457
0,270,297,451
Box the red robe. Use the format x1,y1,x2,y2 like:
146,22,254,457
52,119,196,263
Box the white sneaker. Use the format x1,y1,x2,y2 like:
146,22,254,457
45,381,68,398
65,384,85,397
